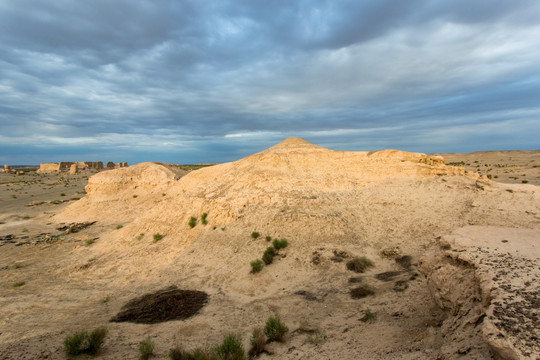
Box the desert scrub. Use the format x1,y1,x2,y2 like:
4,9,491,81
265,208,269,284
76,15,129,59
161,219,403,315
250,231,260,239
249,327,266,357
188,216,197,228
116,224,123,230
153,233,163,242
307,329,326,344
264,315,288,342
139,337,154,360
201,212,208,225
272,238,288,250
265,236,272,242
60,193,66,196
522,180,529,183
346,256,374,273
133,195,138,198
12,281,25,287
63,326,108,356
250,259,263,273
262,247,275,265
136,233,144,240
214,334,245,360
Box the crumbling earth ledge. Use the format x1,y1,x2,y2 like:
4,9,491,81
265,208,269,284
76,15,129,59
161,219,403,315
419,226,540,359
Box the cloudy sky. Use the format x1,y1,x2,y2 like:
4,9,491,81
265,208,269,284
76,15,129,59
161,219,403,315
1,0,539,165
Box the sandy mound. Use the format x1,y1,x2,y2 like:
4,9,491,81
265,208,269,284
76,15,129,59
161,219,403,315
42,138,539,358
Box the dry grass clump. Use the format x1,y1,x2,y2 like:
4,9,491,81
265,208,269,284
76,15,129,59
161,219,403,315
248,327,266,357
63,326,108,356
346,256,374,273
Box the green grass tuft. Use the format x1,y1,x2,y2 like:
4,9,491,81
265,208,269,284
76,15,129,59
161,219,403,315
63,326,108,356
264,315,288,342
116,224,123,230
250,231,260,239
12,281,25,288
214,334,245,360
188,216,197,228
139,337,154,360
250,259,263,273
201,212,208,225
153,233,163,242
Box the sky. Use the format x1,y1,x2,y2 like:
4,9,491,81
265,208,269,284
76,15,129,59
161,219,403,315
1,0,539,165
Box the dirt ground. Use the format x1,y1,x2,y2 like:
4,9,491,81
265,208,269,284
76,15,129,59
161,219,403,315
0,148,538,359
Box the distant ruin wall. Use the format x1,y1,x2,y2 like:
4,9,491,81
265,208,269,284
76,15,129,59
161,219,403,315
37,161,117,173
37,163,61,173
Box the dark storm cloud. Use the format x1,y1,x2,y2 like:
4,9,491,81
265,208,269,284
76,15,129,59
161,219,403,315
0,0,539,164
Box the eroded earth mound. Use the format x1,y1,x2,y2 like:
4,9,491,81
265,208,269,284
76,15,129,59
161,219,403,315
2,138,539,359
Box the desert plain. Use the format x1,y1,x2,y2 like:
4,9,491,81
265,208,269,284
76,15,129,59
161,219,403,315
1,138,539,359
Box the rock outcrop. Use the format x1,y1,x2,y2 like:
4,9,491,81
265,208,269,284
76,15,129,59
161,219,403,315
419,226,540,359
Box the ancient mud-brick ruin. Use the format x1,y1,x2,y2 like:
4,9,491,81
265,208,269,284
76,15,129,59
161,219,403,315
37,161,128,173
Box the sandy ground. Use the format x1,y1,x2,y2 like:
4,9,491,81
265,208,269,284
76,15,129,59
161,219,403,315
0,144,539,360
439,150,540,186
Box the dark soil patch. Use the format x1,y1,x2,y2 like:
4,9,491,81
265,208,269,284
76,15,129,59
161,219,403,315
56,221,96,234
395,255,412,269
375,271,403,281
350,286,375,299
393,280,409,292
110,286,208,324
294,290,320,301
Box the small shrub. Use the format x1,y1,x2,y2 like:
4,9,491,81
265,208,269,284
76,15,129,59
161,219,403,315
139,337,154,360
522,180,529,183
188,216,197,228
133,195,138,198
307,329,326,344
168,346,184,360
86,327,108,355
250,259,263,273
116,224,123,230
251,231,260,239
63,326,108,356
201,212,208,225
153,233,163,242
346,256,374,273
278,239,288,249
12,281,25,287
272,239,280,249
11,195,16,198
265,236,271,242
136,233,144,240
264,315,288,342
101,295,110,304
12,263,22,269
64,331,88,356
21,228,28,233
60,193,66,196
249,328,266,357
262,250,274,265
361,308,377,323
162,193,166,196
214,334,245,360
85,238,95,245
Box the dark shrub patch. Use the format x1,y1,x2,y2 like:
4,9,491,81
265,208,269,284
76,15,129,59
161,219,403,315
346,256,374,273
110,286,208,324
375,271,403,282
350,286,375,299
